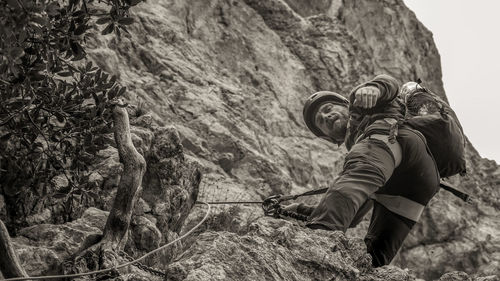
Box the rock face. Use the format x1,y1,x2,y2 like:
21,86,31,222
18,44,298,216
6,0,499,280
166,217,411,281
10,208,165,280
167,216,497,281
12,208,107,277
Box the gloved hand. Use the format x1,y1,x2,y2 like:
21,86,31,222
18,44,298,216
353,86,380,109
282,202,301,213
282,202,315,216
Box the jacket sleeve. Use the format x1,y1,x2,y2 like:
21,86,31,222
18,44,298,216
349,74,401,107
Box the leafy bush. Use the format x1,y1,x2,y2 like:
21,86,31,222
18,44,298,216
0,0,142,229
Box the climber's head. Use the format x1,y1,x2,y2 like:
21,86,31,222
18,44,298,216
303,91,349,145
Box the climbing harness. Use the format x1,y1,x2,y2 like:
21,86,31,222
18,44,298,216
3,202,212,281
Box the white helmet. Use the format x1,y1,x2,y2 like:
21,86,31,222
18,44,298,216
400,81,424,102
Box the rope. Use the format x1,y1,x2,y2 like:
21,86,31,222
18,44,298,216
195,201,262,205
3,201,211,281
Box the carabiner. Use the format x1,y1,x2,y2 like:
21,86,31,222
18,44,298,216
262,195,282,218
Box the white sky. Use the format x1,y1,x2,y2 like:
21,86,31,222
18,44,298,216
403,0,500,163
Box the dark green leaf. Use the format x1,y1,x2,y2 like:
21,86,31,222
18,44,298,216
85,61,92,72
129,0,142,6
83,90,91,99
64,49,72,59
19,30,28,42
84,134,92,146
117,17,134,25
68,0,80,11
21,139,30,148
24,47,36,55
90,107,97,118
30,72,46,81
70,41,79,54
0,133,12,142
71,52,86,61
65,89,75,101
62,140,72,149
96,17,111,25
85,145,98,154
72,10,85,18
46,2,59,16
95,69,102,80
74,24,87,36
87,192,100,200
0,63,8,74
121,26,130,34
31,15,48,26
32,142,44,148
91,91,99,103
109,75,117,84
68,20,76,33
101,23,114,35
70,42,85,61
107,87,118,99
58,71,72,77
33,61,46,71
10,47,25,59
118,86,126,97
55,112,65,122
33,107,41,119
7,99,25,110
7,0,21,9
72,189,82,195
39,86,51,92
53,193,68,199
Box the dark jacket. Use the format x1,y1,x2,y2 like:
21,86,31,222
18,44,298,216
345,74,405,150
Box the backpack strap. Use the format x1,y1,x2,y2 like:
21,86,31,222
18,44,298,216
354,116,401,144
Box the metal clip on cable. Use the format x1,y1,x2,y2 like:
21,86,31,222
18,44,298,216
262,195,282,217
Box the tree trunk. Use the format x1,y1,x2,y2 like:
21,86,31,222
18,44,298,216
68,100,147,274
0,219,28,279
101,100,147,250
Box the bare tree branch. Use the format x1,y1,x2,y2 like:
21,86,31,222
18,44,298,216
100,99,146,250
0,219,28,279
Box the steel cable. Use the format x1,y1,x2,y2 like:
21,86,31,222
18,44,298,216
3,201,211,281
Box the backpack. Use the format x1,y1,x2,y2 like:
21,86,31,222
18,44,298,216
402,86,467,178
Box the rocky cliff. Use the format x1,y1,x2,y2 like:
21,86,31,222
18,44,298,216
3,0,499,280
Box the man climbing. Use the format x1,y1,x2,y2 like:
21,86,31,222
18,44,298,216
293,74,441,267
